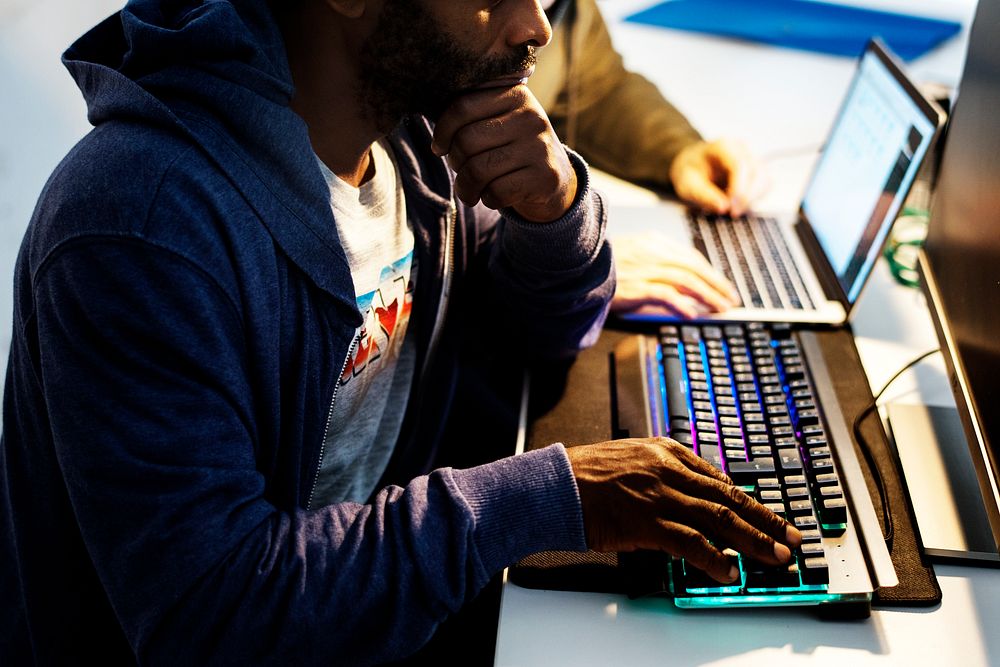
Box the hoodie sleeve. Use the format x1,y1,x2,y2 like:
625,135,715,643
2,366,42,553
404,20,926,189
31,238,586,666
484,148,616,359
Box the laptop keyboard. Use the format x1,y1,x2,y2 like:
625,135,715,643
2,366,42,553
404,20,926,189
688,213,816,311
655,321,852,606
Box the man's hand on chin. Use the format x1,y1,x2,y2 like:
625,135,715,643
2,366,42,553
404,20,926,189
431,84,577,223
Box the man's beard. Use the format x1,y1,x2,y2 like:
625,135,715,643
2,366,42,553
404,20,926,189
359,0,536,131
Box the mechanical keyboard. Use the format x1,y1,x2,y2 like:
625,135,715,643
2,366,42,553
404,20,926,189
613,321,887,610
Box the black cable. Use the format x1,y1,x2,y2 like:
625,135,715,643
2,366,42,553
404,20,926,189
851,348,940,551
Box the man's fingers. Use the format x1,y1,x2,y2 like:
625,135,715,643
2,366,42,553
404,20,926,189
676,172,730,215
671,139,763,217
610,233,739,309
668,270,737,312
659,439,736,486
611,283,701,318
674,477,801,557
655,521,738,583
431,87,521,156
451,144,521,207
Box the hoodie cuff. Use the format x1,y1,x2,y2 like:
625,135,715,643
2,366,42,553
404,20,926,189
499,148,606,273
449,444,586,575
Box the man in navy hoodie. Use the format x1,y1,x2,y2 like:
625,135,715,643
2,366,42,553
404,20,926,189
1,0,800,663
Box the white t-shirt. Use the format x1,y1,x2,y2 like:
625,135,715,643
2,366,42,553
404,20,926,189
311,139,418,506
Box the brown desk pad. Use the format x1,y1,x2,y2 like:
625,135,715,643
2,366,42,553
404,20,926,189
510,325,941,609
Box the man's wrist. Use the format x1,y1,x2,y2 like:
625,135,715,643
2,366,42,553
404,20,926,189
499,148,605,273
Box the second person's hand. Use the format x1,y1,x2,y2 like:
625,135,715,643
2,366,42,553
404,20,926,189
610,231,739,318
669,139,765,218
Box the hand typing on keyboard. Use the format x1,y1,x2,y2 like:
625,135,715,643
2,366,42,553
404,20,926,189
610,231,738,318
566,437,802,584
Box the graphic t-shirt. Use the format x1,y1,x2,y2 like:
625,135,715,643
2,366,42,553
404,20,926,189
311,139,418,506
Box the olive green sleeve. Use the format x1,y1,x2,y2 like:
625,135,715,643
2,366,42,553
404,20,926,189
532,0,703,190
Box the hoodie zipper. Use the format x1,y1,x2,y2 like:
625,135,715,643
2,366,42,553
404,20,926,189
305,201,454,509
419,199,457,380
307,333,360,511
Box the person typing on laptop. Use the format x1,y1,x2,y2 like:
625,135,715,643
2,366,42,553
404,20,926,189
533,0,764,318
0,0,800,664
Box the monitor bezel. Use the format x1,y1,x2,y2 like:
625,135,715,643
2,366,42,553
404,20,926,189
917,250,1000,549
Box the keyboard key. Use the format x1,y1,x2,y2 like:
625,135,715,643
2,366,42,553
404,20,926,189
682,560,740,593
819,485,843,498
815,472,839,486
670,417,692,433
801,557,830,585
796,409,820,425
681,326,702,343
728,459,776,485
779,448,803,471
789,499,814,514
700,445,723,470
757,477,781,489
662,356,689,420
798,529,822,542
800,541,825,557
811,458,835,474
764,502,786,515
820,497,848,527
745,560,801,590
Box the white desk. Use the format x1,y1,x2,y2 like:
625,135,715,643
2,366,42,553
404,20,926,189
495,1,1000,664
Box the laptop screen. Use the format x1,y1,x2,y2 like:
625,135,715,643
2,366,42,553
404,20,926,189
801,41,940,304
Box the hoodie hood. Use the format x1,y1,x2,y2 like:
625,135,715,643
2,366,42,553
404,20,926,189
62,0,364,312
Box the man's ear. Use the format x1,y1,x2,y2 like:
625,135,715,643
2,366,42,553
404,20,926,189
325,0,368,20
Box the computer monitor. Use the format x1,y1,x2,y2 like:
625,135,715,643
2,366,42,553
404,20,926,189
917,0,1000,560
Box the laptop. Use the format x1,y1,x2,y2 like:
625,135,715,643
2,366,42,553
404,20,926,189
622,39,944,325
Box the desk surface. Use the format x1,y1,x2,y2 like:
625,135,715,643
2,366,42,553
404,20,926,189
495,1,1000,664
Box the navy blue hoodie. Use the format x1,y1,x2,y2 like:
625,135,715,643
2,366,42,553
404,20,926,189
0,0,614,664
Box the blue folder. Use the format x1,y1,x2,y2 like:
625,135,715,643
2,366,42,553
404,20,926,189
624,0,962,61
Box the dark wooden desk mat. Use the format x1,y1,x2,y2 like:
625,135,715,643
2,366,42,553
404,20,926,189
511,325,940,608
